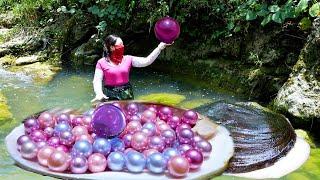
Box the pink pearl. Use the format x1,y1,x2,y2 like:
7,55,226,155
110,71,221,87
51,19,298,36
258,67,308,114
158,107,173,121
161,129,176,146
30,130,47,142
178,144,193,154
88,153,107,173
126,103,139,116
36,141,48,149
192,135,204,146
75,134,94,144
155,120,166,126
47,150,69,172
124,148,137,154
44,127,54,138
37,146,55,167
47,137,60,147
167,116,181,129
146,106,158,113
125,121,142,134
131,131,148,151
82,116,93,133
168,156,190,177
143,149,159,157
181,110,198,126
56,145,69,153
38,112,55,129
71,116,84,126
72,126,88,138
148,136,165,152
141,110,157,124
183,149,203,169
176,123,191,132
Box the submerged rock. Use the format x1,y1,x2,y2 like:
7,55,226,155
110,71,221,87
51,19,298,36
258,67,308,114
178,99,213,109
0,92,13,126
273,18,320,122
194,101,296,173
137,93,186,106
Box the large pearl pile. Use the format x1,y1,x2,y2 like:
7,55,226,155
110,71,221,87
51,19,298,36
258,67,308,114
18,102,212,178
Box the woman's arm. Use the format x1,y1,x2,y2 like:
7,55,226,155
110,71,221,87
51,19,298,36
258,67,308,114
131,42,167,68
91,68,108,102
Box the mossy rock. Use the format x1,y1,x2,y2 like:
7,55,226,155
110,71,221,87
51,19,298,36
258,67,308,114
178,99,213,109
0,92,13,126
295,129,316,148
0,55,16,66
137,93,186,106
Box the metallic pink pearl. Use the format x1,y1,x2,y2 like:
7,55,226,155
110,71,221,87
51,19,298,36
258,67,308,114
131,131,148,151
82,116,93,133
24,118,40,134
17,135,31,151
167,156,190,177
155,120,166,126
183,149,203,169
161,129,176,146
37,146,55,167
76,134,94,144
148,136,165,152
157,123,171,132
47,137,60,147
167,116,181,129
44,127,54,138
176,123,191,132
56,145,69,153
125,121,142,134
126,103,139,116
177,128,194,144
48,150,69,172
59,131,75,146
181,110,198,125
195,140,212,158
88,153,107,173
38,112,55,129
141,110,157,124
70,156,88,174
36,141,48,149
20,141,38,159
192,135,204,146
128,114,141,122
143,149,159,157
71,116,84,126
30,130,47,142
158,107,173,121
55,113,70,124
72,126,88,138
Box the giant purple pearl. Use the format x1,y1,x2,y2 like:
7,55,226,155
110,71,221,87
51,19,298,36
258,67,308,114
24,118,40,134
154,17,180,44
92,104,126,137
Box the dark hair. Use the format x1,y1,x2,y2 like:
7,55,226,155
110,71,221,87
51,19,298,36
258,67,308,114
103,34,119,57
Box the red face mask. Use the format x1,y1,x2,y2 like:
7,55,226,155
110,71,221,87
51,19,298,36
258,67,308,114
110,45,124,65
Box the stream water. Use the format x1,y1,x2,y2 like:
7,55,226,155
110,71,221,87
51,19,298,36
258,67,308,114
0,67,318,179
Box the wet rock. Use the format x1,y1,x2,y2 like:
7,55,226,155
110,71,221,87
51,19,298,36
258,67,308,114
137,93,186,106
194,101,296,173
273,18,320,122
15,55,40,65
7,62,61,84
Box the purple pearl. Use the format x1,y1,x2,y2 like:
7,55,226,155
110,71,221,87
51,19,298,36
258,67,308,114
70,156,88,174
17,135,31,151
181,110,198,125
148,136,165,152
36,141,48,149
54,123,72,136
126,103,139,116
44,127,54,138
178,128,194,144
24,118,40,134
161,129,176,146
178,144,193,154
128,114,141,122
59,131,75,146
71,116,83,126
30,130,47,142
176,123,191,133
167,116,181,129
47,137,60,147
56,113,70,124
158,107,173,121
195,140,212,158
122,134,133,148
192,135,204,146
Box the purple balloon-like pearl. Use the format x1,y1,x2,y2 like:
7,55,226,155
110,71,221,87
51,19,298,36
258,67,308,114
154,17,180,44
178,144,193,154
126,103,139,116
158,107,173,121
161,129,176,146
70,156,88,174
148,136,165,152
178,128,194,144
30,130,47,142
24,118,40,134
48,137,60,147
195,140,212,158
167,116,181,129
56,113,70,124
182,110,198,125
17,135,31,151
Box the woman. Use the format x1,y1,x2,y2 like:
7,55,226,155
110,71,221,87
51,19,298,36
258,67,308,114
91,34,171,102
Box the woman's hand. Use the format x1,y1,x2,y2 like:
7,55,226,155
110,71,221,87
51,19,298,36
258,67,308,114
91,93,109,103
158,41,174,50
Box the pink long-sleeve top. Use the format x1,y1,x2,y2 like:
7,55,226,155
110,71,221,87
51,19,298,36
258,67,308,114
95,55,133,86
